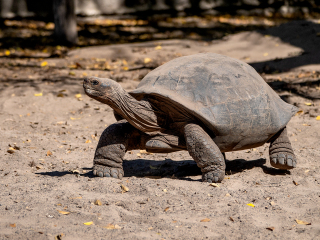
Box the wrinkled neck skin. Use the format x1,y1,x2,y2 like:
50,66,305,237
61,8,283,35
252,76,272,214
100,87,161,134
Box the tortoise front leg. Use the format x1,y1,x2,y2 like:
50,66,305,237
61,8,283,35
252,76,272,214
93,120,143,179
184,123,225,183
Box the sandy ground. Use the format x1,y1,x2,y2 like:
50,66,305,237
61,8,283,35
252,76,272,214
0,20,320,239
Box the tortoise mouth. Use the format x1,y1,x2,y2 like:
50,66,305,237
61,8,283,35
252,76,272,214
83,85,101,96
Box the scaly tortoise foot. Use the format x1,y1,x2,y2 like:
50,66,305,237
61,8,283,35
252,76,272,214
93,164,124,179
202,169,225,183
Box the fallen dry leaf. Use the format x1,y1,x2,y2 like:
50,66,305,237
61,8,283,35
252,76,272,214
40,61,48,67
34,92,43,97
7,148,15,154
304,102,312,106
121,184,129,192
316,116,320,121
144,58,152,64
164,207,170,212
229,217,234,222
103,223,121,229
9,145,20,150
139,149,152,155
295,219,311,225
70,117,81,120
57,210,70,215
247,203,255,207
266,227,275,231
209,183,220,188
83,221,94,225
200,218,210,222
155,45,162,50
5,50,10,56
46,150,52,156
85,140,91,144
70,196,82,200
293,180,299,186
9,223,16,228
75,93,82,99
94,199,102,206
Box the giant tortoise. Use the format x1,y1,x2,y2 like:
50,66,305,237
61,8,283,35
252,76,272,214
83,53,298,183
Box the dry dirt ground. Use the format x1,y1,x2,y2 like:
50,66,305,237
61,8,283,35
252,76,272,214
0,20,320,240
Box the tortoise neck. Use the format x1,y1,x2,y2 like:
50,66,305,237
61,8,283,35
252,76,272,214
109,89,161,134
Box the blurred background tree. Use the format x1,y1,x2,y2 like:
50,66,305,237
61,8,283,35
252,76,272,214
53,0,77,44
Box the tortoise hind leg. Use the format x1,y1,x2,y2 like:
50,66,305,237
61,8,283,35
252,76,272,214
269,127,297,170
93,120,143,179
184,123,225,183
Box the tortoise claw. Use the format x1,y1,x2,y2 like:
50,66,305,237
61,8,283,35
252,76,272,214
270,153,297,170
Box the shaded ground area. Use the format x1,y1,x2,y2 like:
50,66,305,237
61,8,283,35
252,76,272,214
0,17,320,239
0,15,282,51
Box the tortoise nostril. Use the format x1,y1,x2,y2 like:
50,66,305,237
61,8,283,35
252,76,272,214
84,78,88,83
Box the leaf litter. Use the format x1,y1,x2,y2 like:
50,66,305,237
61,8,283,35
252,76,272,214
57,210,70,215
103,223,121,229
295,219,311,225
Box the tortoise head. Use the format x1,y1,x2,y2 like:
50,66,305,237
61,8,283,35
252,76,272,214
83,77,123,104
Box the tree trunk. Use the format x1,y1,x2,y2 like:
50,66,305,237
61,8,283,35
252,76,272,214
53,0,77,45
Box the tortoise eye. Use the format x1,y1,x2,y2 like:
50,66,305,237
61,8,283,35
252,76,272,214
92,80,99,85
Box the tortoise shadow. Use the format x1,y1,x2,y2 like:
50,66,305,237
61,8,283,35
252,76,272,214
36,169,95,178
35,158,290,180
123,157,290,179
225,158,290,176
